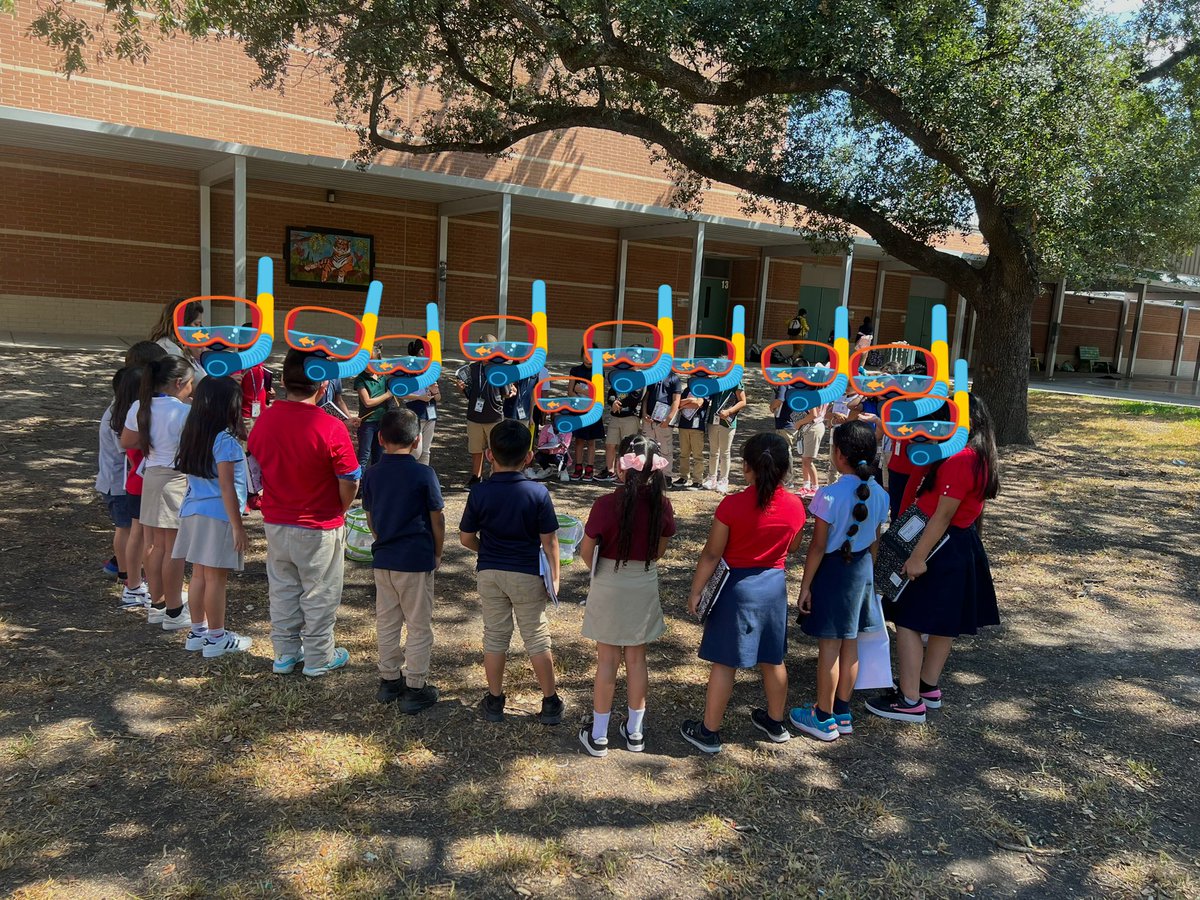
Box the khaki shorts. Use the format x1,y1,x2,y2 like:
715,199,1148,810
477,569,551,656
606,415,640,447
140,466,186,530
467,420,498,454
798,423,826,458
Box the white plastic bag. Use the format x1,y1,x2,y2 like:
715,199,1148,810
855,593,893,690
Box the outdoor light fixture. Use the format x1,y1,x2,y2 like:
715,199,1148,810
326,190,336,203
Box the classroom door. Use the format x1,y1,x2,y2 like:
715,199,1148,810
696,276,730,356
797,285,841,363
904,295,940,347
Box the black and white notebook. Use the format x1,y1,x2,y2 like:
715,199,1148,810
696,559,731,622
875,506,950,606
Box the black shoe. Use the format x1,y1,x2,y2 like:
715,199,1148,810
578,721,609,757
376,678,406,704
750,708,792,743
865,689,927,723
596,469,615,482
620,720,645,753
680,719,722,754
399,683,439,715
538,694,564,725
480,691,506,722
466,475,482,490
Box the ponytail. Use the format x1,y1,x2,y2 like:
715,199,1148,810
741,432,790,509
833,420,878,562
111,366,143,436
613,434,667,571
137,356,192,455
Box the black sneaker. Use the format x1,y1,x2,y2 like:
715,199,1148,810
399,683,439,715
578,721,608,757
480,691,506,722
376,678,406,704
620,720,645,753
672,477,690,489
596,469,615,482
865,689,927,724
466,475,482,490
538,694,564,725
750,708,792,743
680,719,722,754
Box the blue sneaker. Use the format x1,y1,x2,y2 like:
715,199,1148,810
788,706,839,742
272,650,305,675
102,556,119,576
834,711,853,735
302,647,350,678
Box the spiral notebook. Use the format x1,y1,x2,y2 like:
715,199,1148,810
696,559,730,622
875,506,949,606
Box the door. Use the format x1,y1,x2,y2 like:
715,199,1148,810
904,295,939,347
797,285,841,364
696,276,730,356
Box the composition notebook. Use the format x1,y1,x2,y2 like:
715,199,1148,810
539,549,559,608
875,506,950,606
696,559,730,623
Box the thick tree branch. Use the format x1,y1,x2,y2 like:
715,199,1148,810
366,94,984,295
1137,39,1200,82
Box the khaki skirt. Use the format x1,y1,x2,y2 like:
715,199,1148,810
582,560,665,647
172,514,244,571
140,466,187,530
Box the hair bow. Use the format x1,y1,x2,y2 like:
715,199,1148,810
619,452,669,473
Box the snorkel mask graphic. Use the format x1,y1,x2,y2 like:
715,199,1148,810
883,358,971,465
459,281,549,388
284,280,382,382
672,305,746,398
583,284,675,394
762,306,850,412
371,302,443,398
534,351,606,434
877,304,951,425
173,256,276,378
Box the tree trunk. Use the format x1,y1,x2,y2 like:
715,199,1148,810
969,268,1038,446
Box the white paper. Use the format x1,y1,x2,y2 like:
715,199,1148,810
539,549,559,608
855,593,893,690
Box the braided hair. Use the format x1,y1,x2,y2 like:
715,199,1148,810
613,434,667,571
742,432,791,509
832,420,878,562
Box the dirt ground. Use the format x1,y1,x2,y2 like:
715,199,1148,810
1,346,1198,900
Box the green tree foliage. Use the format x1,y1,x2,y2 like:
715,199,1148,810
28,0,1200,442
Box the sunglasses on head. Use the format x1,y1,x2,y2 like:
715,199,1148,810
173,297,263,350
284,307,365,359
761,340,839,387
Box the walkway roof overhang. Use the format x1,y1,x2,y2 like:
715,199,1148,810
0,105,952,268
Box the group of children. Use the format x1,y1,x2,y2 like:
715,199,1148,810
96,308,1000,755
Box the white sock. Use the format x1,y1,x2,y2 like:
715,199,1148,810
627,707,645,736
591,711,610,741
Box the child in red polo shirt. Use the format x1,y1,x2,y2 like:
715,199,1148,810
248,350,361,678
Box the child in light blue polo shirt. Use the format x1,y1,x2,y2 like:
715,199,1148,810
789,420,888,742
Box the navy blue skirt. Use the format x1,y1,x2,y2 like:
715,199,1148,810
888,525,998,637
698,567,788,668
801,549,882,640
574,418,605,442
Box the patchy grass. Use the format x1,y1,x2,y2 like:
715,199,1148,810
1,348,1198,897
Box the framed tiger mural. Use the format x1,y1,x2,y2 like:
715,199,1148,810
284,226,375,291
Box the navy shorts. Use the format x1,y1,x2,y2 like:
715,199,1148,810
103,492,135,529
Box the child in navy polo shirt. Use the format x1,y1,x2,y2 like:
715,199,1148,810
362,408,446,714
459,419,563,725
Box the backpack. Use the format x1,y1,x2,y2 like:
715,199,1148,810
787,317,802,337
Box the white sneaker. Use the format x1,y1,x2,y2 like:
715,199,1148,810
161,604,193,631
119,585,150,608
184,630,207,651
558,469,571,482
523,466,538,479
701,476,717,490
717,479,730,493
147,605,166,624
202,631,252,658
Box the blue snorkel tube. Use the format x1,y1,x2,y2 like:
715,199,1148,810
684,305,745,399
907,359,970,466
605,285,675,393
883,304,950,424
554,352,605,433
196,256,276,378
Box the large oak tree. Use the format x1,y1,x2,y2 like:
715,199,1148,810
29,0,1200,442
